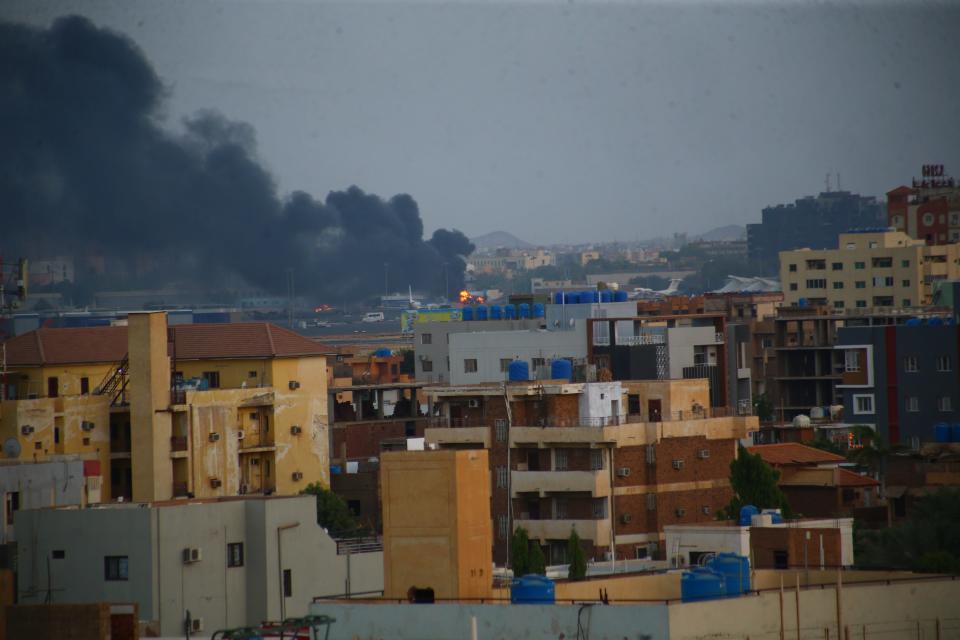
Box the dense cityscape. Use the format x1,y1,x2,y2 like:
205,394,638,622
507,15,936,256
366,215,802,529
1,3,959,640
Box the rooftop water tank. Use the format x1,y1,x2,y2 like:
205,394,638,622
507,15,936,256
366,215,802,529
510,575,556,605
489,305,503,320
461,306,474,321
761,508,784,524
792,415,811,428
614,290,628,302
600,290,613,303
707,553,751,596
681,568,727,602
952,424,960,443
809,406,825,419
504,304,517,319
519,303,531,319
751,513,773,527
935,423,951,443
553,292,564,305
532,303,546,318
551,359,573,381
906,318,922,327
374,348,392,357
738,505,759,526
591,290,600,303
929,317,944,326
564,292,577,304
508,360,530,382
475,305,488,321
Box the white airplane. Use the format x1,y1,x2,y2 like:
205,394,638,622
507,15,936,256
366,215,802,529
407,285,422,309
629,278,683,300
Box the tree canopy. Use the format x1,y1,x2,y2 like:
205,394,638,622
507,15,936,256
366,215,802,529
719,444,792,519
302,482,367,538
567,529,588,580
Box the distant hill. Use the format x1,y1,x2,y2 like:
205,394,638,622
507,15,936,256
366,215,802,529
695,225,746,242
470,230,533,250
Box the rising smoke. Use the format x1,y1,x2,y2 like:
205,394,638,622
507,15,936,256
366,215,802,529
0,16,474,301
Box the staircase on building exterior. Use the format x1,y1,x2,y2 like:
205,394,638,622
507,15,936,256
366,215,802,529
94,354,130,407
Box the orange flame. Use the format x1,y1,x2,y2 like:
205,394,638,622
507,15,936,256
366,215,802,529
459,289,470,303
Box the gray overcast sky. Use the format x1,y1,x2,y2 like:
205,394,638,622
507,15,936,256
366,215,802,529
3,0,959,245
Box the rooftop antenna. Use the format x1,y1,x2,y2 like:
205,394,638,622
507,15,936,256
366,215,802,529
837,172,842,191
825,172,831,193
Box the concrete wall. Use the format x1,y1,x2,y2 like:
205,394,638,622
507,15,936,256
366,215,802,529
448,329,586,385
578,382,625,422
0,459,88,543
414,320,542,383
544,301,637,330
667,326,719,379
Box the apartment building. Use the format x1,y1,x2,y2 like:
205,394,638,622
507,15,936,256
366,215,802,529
414,319,543,383
779,230,960,311
887,165,960,244
423,379,758,565
0,312,331,503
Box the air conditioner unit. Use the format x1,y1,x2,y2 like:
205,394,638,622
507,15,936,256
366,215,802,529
467,399,480,408
701,506,712,515
208,432,220,442
288,381,301,390
21,425,34,436
236,430,245,440
697,449,710,459
675,507,686,517
620,513,632,524
80,421,95,432
290,425,302,435
182,547,202,564
672,459,685,470
190,618,204,633
209,478,222,489
616,467,631,477
292,471,304,481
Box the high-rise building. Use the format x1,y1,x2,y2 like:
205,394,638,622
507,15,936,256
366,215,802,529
887,164,960,245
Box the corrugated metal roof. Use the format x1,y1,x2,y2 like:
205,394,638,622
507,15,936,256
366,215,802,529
747,443,847,466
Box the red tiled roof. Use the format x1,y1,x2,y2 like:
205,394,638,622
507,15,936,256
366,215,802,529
747,443,847,466
2,322,330,367
836,468,880,488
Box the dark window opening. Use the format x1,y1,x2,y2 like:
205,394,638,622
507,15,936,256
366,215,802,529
80,377,90,395
227,542,244,567
47,377,59,398
773,550,789,570
52,550,65,560
104,556,129,581
202,371,220,389
5,492,19,526
282,568,293,597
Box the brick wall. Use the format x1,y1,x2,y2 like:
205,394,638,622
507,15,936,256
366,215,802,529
5,603,111,640
750,527,842,569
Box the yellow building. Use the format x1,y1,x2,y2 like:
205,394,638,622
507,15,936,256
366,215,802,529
0,312,331,503
779,230,960,311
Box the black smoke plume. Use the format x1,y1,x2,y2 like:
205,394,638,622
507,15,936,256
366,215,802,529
0,16,474,302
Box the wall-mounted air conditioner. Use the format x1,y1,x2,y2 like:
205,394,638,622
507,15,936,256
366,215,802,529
697,449,710,459
620,513,632,524
288,381,301,390
616,467,631,477
80,421,95,432
209,478,222,489
468,399,480,408
21,425,34,435
208,432,220,442
290,425,302,435
672,459,685,470
182,547,202,564
292,471,304,481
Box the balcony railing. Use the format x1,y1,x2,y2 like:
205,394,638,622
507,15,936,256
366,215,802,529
335,536,384,555
511,469,611,497
514,518,611,543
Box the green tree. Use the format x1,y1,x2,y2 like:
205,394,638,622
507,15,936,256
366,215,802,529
567,529,587,580
302,483,366,538
510,527,531,576
719,444,792,519
529,542,547,576
753,393,774,423
808,434,843,456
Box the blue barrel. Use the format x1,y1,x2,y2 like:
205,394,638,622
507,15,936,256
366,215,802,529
508,360,530,381
952,424,960,443
929,317,944,326
461,306,474,321
518,303,531,318
935,423,951,443
738,505,759,526
600,290,613,303
707,553,751,596
504,304,517,319
906,318,921,327
532,303,545,318
489,305,503,320
551,359,573,381
563,292,577,304
475,305,488,321
681,568,727,602
374,348,392,357
510,575,555,604
582,291,594,303
614,290,628,302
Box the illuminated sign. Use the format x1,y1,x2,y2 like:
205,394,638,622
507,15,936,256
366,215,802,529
913,164,955,189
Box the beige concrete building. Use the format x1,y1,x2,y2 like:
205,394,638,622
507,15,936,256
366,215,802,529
779,230,960,310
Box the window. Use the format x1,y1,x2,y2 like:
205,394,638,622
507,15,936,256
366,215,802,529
806,259,826,270
904,356,918,373
248,370,257,378
901,280,910,288
554,449,568,471
645,445,656,464
833,301,845,309
202,371,220,389
496,466,507,488
646,493,656,510
789,283,798,291
54,427,60,445
902,259,911,268
869,241,879,249
761,338,773,348
499,358,513,373
872,276,894,287
283,568,293,597
348,499,362,515
47,377,59,398
873,296,894,307
495,419,507,442
590,449,603,471
227,542,244,567
853,394,874,415
831,262,844,271
635,546,649,560
844,350,861,372
854,262,865,270
531,357,546,369
937,355,951,372
855,281,866,289
421,359,433,372
464,359,478,373
906,396,919,413
872,257,892,268
856,300,867,308
80,377,90,395
420,333,432,345
592,499,606,519
805,279,826,289
832,281,844,289
497,514,508,539
52,550,65,559
5,492,19,526
788,264,797,272
939,397,953,412
902,299,912,307
104,556,129,581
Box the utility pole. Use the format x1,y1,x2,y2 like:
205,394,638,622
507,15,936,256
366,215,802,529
384,262,389,299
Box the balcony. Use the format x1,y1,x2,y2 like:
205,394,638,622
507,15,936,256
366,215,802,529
424,426,490,448
511,469,611,497
515,518,611,544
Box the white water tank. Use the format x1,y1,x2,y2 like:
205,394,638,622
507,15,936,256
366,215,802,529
751,513,773,527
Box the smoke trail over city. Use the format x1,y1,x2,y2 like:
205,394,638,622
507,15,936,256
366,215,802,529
0,16,473,301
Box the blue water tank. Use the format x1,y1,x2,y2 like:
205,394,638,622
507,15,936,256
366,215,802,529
935,423,951,443
591,290,600,303
738,505,759,526
532,303,545,318
551,359,573,381
929,317,944,326
504,304,517,319
798,298,808,307
508,360,530,381
600,290,613,303
681,568,727,602
553,292,564,305
614,290,628,302
708,553,751,596
906,318,922,327
564,292,577,304
461,306,474,321
374,348,392,357
510,575,556,604
583,291,595,303
953,424,960,443
490,305,503,320
476,305,488,321
518,303,531,318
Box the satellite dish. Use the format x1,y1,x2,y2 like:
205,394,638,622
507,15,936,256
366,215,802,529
3,438,22,459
